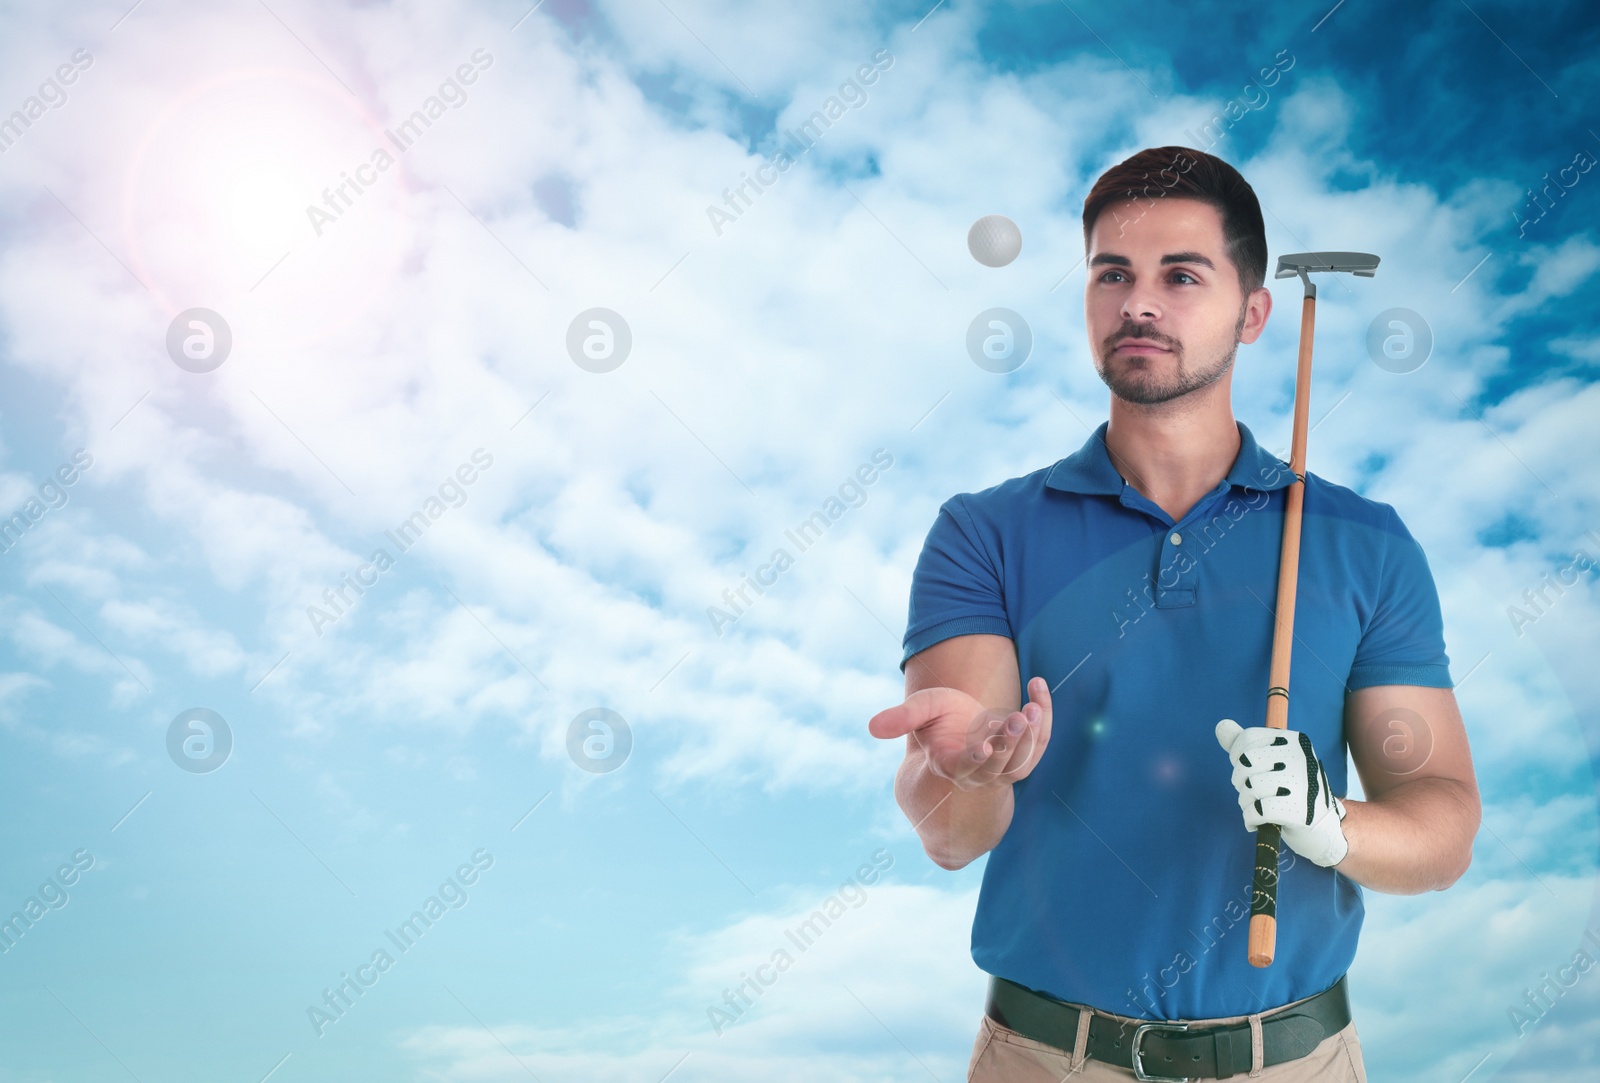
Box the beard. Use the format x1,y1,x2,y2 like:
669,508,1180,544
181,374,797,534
1096,305,1247,406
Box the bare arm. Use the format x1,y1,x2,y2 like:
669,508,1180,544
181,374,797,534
1335,684,1481,894
869,634,1051,870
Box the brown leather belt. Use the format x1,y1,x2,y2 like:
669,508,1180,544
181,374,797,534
984,973,1351,1081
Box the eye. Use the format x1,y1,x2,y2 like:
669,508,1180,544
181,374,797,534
1170,270,1199,284
1098,269,1128,283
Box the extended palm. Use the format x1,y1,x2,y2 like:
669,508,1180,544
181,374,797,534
869,677,1052,791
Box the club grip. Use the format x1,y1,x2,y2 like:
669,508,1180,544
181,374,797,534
1248,822,1282,967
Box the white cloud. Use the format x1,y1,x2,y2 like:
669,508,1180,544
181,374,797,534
98,596,246,677
1,0,1594,800
1351,870,1600,1081
398,877,988,1082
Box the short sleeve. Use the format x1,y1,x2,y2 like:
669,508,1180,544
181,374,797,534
900,494,1013,672
1346,506,1453,690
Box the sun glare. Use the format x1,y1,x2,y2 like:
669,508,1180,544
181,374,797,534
122,67,410,347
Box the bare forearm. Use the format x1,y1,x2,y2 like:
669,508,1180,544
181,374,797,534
1334,777,1480,894
895,749,1014,870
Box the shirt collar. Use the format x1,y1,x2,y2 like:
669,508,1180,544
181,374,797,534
1044,420,1295,496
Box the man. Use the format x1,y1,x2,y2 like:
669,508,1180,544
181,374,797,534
869,147,1480,1082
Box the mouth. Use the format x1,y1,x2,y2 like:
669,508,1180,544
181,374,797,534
1114,339,1172,355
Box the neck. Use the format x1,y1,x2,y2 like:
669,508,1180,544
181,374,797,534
1103,380,1240,522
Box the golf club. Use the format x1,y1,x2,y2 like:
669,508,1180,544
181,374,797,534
1247,250,1381,968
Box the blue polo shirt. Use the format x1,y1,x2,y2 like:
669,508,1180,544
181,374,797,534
901,420,1452,1020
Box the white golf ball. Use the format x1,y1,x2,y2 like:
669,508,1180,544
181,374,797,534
968,214,1023,267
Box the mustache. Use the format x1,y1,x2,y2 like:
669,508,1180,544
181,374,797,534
1105,325,1179,352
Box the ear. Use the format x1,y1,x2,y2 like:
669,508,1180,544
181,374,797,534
1238,286,1272,345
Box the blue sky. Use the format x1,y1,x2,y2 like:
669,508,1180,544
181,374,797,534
0,0,1597,1080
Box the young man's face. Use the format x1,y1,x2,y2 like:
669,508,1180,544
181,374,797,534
1084,197,1269,407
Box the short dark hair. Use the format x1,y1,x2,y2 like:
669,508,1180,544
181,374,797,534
1081,146,1268,295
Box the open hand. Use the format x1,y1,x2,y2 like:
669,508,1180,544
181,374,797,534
870,677,1053,791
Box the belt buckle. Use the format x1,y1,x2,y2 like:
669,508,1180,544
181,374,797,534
1130,1020,1191,1083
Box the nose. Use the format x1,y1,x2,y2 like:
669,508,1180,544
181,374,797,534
1121,286,1160,322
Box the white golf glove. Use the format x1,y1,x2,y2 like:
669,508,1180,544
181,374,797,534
1214,719,1349,868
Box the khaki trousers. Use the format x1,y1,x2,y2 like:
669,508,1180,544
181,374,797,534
966,992,1368,1082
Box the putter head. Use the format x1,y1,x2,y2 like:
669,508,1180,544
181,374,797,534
1275,252,1379,298
1275,252,1380,278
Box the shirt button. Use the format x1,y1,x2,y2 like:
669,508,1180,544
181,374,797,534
1170,532,1182,545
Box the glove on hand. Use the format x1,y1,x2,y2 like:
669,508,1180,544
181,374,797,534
1214,719,1349,868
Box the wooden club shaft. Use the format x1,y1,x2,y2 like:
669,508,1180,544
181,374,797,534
1248,290,1316,968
